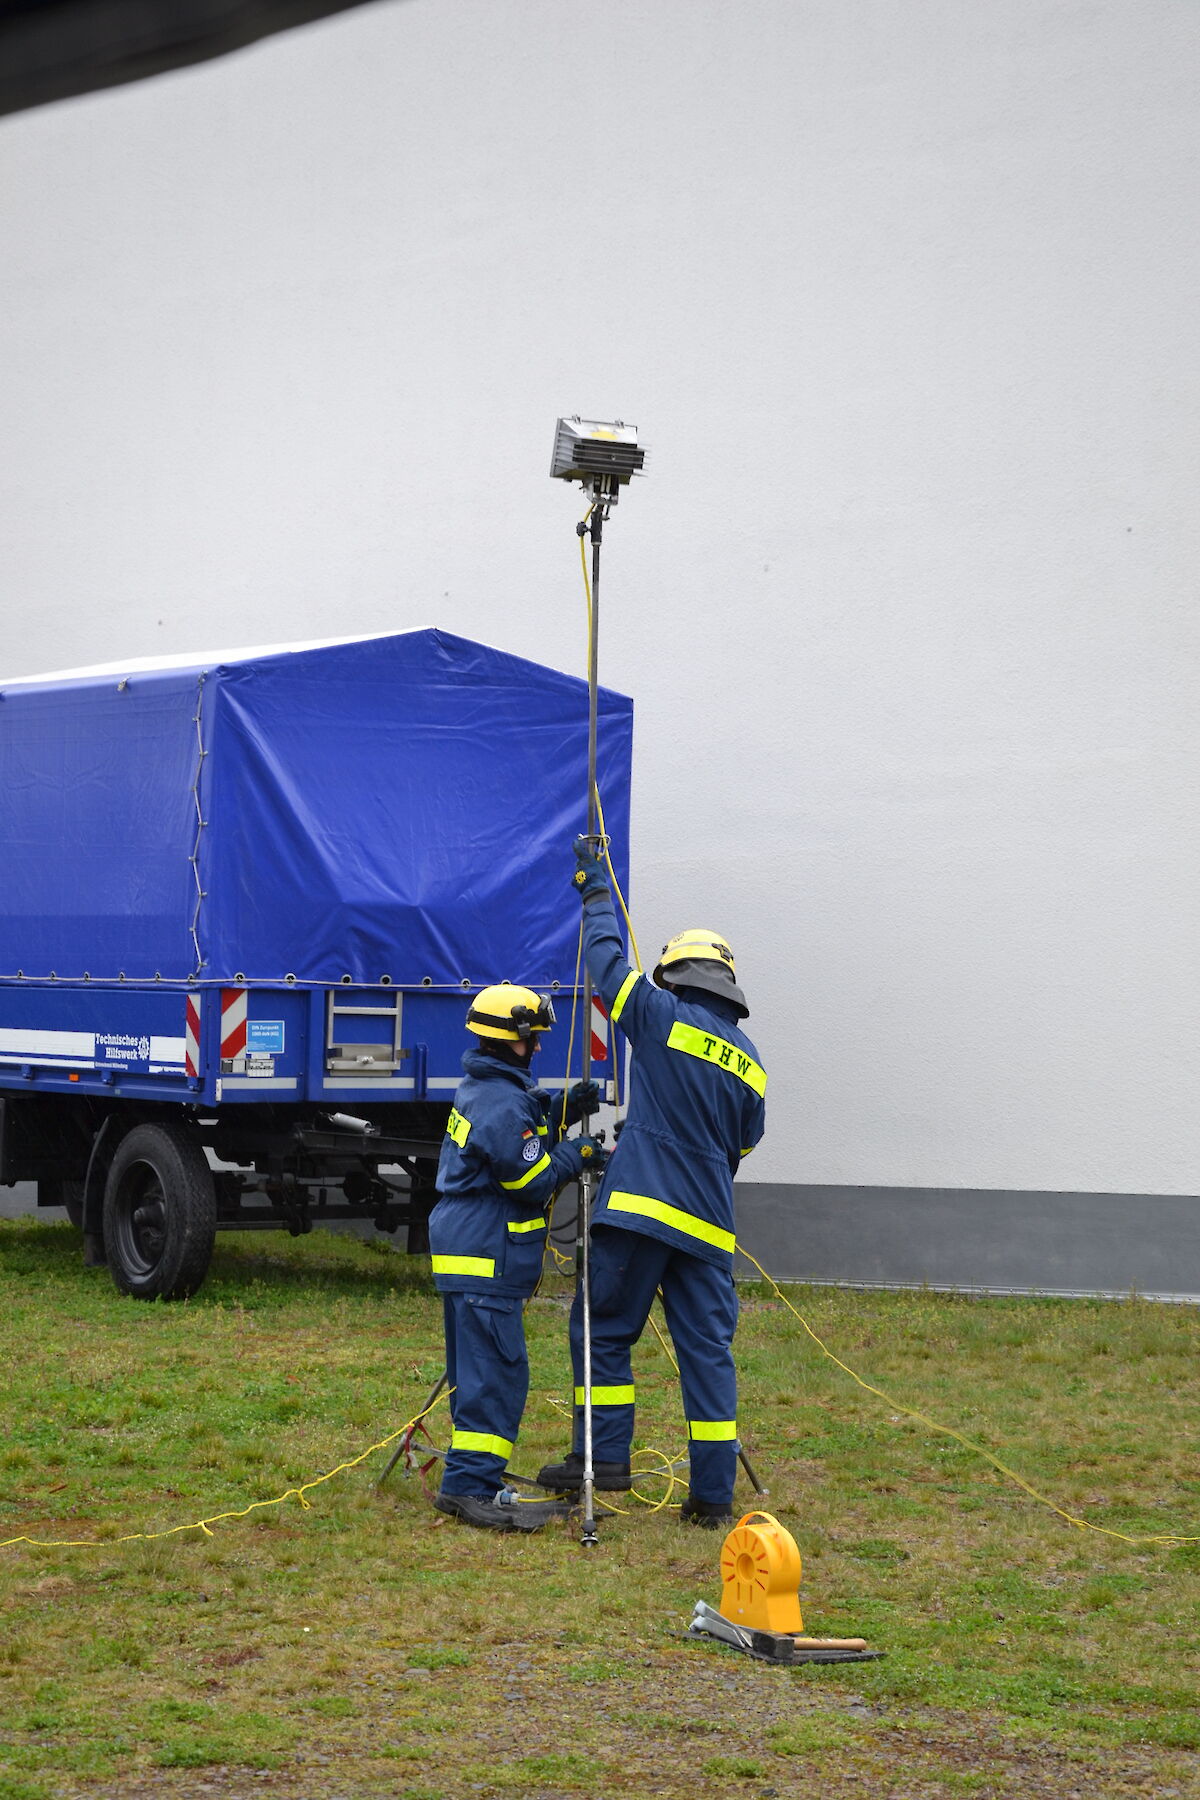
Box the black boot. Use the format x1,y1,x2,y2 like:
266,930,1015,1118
680,1495,735,1530
433,1490,568,1533
535,1451,632,1493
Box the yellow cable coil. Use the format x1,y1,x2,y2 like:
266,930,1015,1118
720,1510,803,1634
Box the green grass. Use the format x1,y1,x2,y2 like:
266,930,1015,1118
0,1217,1198,1798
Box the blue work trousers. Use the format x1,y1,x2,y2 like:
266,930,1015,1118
441,1292,529,1497
568,1225,740,1505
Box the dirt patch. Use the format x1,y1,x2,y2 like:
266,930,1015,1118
61,1642,1200,1800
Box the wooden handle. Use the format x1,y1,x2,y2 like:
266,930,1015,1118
792,1636,868,1651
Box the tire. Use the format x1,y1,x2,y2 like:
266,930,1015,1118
37,1177,85,1229
102,1123,216,1301
61,1179,85,1229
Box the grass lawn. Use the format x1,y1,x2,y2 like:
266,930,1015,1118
0,1217,1198,1799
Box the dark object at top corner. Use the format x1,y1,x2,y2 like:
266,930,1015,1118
0,0,382,118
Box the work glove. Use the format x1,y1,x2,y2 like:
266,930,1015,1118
572,836,610,904
562,1078,602,1128
562,1134,608,1177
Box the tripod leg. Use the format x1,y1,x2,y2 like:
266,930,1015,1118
377,1370,448,1486
738,1445,769,1498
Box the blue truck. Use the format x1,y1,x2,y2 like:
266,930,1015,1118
0,630,632,1299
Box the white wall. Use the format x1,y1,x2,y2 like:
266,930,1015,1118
2,0,1198,1194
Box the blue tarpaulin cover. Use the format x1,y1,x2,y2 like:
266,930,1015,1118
0,631,633,987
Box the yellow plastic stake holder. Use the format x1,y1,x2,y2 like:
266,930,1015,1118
718,1510,803,1635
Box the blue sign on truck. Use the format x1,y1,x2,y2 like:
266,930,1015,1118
0,630,632,1299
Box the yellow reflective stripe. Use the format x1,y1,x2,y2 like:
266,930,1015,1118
688,1419,738,1441
740,1146,754,1159
430,1255,495,1278
666,1022,767,1097
507,1215,547,1234
451,1429,513,1458
446,1107,472,1147
500,1152,552,1191
605,1191,735,1255
575,1385,635,1406
610,970,640,1025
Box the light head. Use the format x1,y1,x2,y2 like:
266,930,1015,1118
550,416,646,505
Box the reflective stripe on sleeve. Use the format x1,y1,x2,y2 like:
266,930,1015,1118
446,1107,472,1147
688,1419,738,1441
605,1191,735,1255
451,1429,513,1458
665,1022,767,1097
574,1385,635,1406
507,1215,547,1234
500,1152,552,1190
610,970,640,1025
740,1147,754,1159
430,1255,495,1278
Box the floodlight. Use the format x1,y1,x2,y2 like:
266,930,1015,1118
550,416,645,501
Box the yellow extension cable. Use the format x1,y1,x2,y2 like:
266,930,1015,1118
574,502,1200,1551
3,519,1194,1558
735,1247,1198,1548
579,515,643,976
0,1386,454,1552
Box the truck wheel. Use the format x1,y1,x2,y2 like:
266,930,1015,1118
37,1178,85,1228
102,1124,216,1301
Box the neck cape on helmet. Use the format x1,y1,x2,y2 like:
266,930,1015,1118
652,929,749,1019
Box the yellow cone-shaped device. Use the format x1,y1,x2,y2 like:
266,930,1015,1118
718,1511,803,1635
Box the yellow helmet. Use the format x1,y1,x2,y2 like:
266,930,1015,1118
467,983,557,1042
652,929,749,1019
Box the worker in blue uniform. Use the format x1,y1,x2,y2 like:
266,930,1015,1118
537,842,767,1527
430,982,606,1533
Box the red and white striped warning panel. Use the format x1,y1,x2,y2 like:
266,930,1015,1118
590,995,609,1065
185,995,202,1077
220,988,247,1060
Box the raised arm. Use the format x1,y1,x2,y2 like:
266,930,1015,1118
572,840,668,1047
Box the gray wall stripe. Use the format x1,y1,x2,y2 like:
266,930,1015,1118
734,1184,1200,1304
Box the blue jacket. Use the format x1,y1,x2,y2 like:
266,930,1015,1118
582,894,766,1268
430,1048,588,1298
